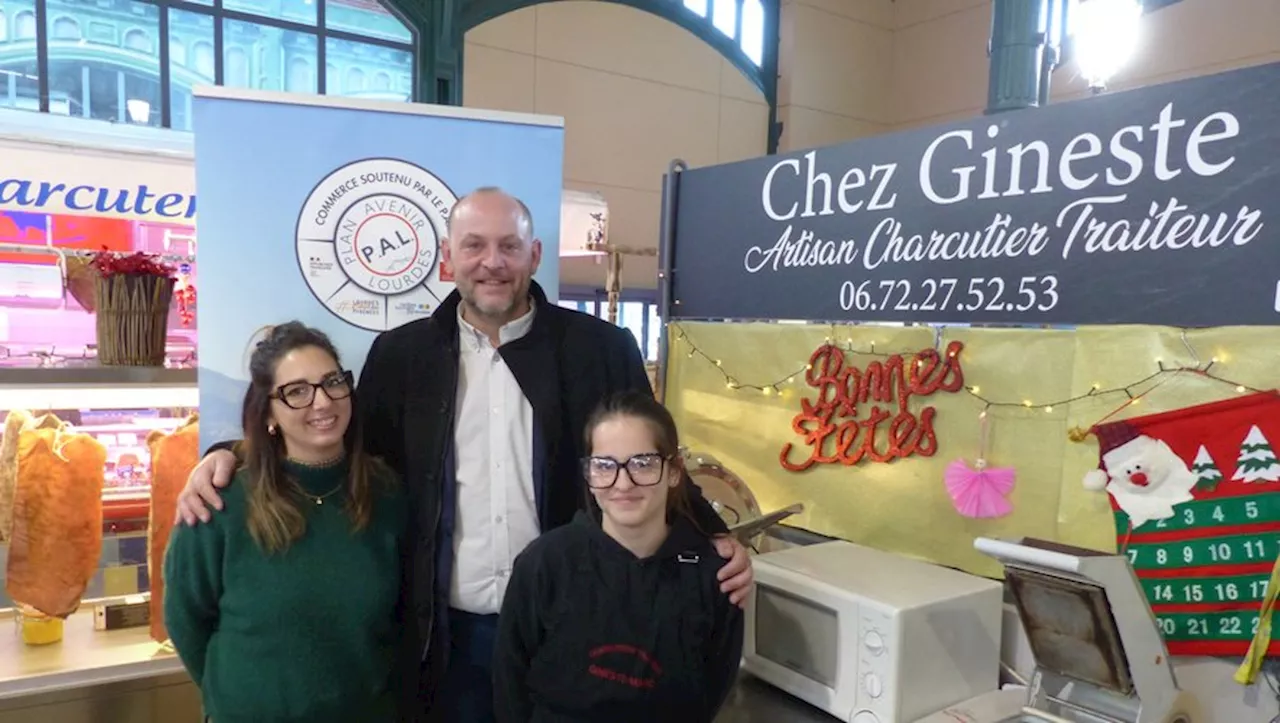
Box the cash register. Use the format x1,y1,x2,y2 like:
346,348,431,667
915,537,1200,723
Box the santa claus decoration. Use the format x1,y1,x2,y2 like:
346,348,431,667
1082,420,1197,529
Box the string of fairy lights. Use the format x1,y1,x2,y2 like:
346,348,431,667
670,323,1269,417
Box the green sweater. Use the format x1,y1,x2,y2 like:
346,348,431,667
163,458,407,723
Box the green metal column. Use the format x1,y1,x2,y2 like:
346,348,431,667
986,0,1046,114
431,0,464,105
384,0,462,105
764,0,781,153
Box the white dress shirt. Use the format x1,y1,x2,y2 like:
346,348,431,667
448,305,540,615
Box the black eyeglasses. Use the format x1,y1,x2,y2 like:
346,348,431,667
582,453,669,489
273,370,354,409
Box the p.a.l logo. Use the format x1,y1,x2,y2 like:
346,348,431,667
295,158,458,331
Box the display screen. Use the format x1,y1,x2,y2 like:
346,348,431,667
754,584,839,688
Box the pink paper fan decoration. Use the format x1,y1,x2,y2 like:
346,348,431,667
944,459,1016,519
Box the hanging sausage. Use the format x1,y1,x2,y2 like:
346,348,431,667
146,413,200,644
6,416,107,621
0,409,31,542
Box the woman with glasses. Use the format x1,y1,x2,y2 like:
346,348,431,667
164,322,406,723
493,391,743,723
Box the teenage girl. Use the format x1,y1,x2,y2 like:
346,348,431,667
493,391,743,722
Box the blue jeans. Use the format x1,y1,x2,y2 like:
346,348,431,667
435,608,500,723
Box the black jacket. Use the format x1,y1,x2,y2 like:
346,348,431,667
350,282,727,714
493,510,744,723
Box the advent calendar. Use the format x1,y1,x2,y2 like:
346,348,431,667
1084,392,1280,657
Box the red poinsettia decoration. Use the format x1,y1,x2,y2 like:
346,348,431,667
89,248,177,279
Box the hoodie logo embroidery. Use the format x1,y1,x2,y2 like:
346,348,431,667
588,644,663,689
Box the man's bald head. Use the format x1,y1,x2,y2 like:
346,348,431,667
447,187,535,241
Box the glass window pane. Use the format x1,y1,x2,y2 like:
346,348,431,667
557,300,592,314
741,0,765,65
647,304,661,361
325,0,411,44
46,0,160,125
324,37,411,100
224,0,316,27
711,0,736,38
1040,0,1073,46
1046,0,1073,47
0,0,41,112
682,0,707,18
223,20,316,93
619,301,646,358
169,9,214,132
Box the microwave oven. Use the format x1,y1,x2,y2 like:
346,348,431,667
742,540,1004,723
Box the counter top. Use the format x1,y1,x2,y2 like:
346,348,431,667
0,614,892,721
0,615,826,718
0,366,196,386
0,611,184,700
716,672,840,723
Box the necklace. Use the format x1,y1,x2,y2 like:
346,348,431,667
301,483,344,506
285,455,347,505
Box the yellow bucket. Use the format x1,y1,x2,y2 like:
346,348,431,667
18,607,63,646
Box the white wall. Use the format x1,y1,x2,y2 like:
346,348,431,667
775,0,893,150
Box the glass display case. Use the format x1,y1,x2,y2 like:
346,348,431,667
0,366,197,522
0,208,198,608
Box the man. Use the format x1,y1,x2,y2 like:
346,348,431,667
175,187,754,722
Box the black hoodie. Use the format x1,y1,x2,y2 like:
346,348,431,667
493,509,744,723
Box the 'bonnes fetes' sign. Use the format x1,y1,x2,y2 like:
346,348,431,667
669,61,1280,327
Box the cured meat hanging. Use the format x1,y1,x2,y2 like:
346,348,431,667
5,415,108,619
0,409,31,542
146,413,200,644
0,411,64,542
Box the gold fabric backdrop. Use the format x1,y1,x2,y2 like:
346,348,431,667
664,322,1280,578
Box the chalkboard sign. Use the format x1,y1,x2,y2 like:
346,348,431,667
668,61,1280,327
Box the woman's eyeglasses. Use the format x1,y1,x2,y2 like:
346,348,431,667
273,370,354,409
582,453,669,489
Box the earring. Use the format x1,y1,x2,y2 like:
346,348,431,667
268,424,277,435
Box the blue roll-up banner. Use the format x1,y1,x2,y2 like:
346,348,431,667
668,60,1280,328
193,88,564,449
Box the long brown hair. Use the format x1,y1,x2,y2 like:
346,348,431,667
583,391,706,536
237,322,390,553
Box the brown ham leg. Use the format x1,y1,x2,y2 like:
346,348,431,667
147,414,200,644
0,410,33,542
6,427,107,618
